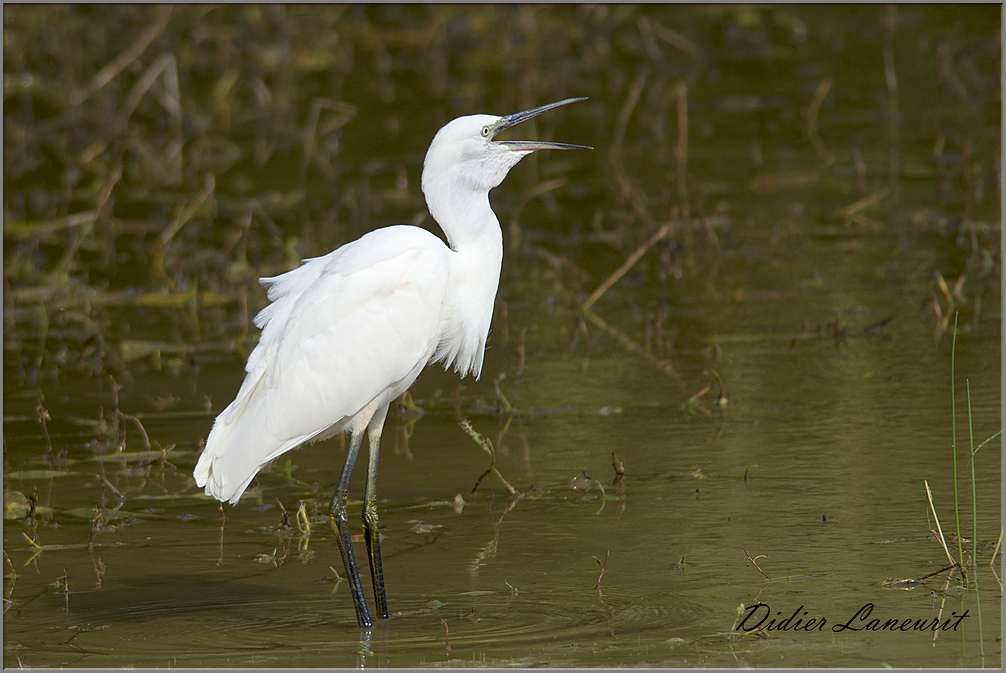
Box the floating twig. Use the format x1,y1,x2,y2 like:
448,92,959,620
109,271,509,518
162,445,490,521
441,618,451,659
612,453,625,487
96,474,124,500
742,546,772,581
916,564,957,582
593,550,610,589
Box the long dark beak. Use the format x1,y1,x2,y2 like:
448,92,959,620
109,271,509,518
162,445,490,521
492,97,593,151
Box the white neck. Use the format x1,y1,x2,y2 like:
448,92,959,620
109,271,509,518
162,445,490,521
423,173,504,379
424,170,499,250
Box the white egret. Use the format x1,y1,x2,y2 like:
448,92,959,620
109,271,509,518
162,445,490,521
193,97,590,628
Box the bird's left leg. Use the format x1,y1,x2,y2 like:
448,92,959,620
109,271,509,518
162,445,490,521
330,428,372,629
363,404,390,619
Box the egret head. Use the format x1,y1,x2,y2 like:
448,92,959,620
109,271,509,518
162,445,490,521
422,97,591,202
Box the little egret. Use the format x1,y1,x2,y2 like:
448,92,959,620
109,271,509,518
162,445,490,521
193,97,590,628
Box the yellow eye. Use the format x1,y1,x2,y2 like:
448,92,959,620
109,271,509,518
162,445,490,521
481,125,491,138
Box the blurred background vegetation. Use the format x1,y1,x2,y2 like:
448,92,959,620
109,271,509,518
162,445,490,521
3,8,1001,667
3,4,1001,387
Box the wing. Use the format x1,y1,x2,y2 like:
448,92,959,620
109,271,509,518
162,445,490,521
194,226,451,503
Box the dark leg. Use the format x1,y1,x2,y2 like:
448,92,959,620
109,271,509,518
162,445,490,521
363,405,390,619
329,428,372,629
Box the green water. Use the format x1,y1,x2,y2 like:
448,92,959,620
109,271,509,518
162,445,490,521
4,4,1001,668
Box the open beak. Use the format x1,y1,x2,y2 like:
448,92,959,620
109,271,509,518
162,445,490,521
492,97,593,151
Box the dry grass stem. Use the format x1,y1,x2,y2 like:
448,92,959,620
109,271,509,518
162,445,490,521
157,173,217,248
299,99,359,180
675,81,689,216
461,419,517,496
5,212,99,239
837,187,890,218
610,65,651,178
883,5,900,203
805,78,834,166
72,5,173,105
96,474,125,499
593,550,610,589
698,211,722,256
441,618,451,659
582,223,672,312
51,160,123,278
636,16,664,64
507,177,569,250
924,479,957,568
644,16,705,63
581,308,680,382
114,52,180,131
742,546,772,581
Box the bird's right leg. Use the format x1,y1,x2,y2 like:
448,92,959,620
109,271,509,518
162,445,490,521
330,428,373,629
363,405,390,620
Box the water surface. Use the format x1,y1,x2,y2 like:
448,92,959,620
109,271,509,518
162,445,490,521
4,4,1001,668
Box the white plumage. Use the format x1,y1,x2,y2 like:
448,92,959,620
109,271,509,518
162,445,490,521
194,227,452,503
192,97,589,628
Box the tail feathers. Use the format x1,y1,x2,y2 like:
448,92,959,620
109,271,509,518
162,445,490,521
194,364,351,505
194,404,320,505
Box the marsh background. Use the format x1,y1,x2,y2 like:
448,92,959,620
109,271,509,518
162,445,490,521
3,4,1002,668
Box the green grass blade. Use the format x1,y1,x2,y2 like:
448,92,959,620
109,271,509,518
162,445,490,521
966,379,984,659
951,313,965,578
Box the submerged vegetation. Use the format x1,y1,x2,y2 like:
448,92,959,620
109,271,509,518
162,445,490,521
4,5,1000,393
